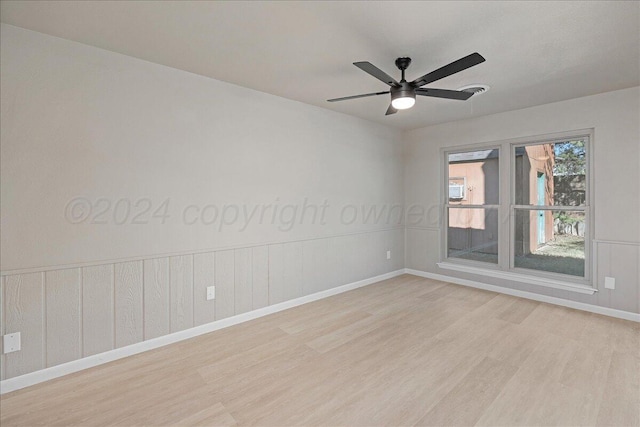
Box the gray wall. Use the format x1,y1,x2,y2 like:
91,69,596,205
0,25,405,380
404,86,640,314
0,24,405,271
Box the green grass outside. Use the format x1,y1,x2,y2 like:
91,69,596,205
449,234,585,277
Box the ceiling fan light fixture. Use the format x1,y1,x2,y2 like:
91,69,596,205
391,85,416,110
391,95,415,110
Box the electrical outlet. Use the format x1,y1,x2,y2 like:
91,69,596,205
207,286,216,300
604,277,615,290
386,250,391,260
3,332,21,354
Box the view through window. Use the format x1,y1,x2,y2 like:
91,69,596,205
513,140,587,277
447,149,500,264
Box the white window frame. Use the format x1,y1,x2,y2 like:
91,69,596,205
438,129,596,295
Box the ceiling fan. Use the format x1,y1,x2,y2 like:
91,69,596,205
328,53,485,115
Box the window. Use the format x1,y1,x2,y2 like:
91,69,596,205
442,132,592,290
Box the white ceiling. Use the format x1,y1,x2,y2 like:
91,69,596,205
1,1,638,130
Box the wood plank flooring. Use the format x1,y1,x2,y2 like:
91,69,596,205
1,274,639,426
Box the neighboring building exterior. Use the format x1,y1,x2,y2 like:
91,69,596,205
448,145,555,257
447,149,500,256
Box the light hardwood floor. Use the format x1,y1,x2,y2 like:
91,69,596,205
1,274,639,426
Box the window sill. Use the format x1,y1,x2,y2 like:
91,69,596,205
436,262,597,295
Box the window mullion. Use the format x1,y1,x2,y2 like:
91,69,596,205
445,204,500,209
512,205,587,211
500,141,511,269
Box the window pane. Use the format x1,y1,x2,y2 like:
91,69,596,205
514,140,586,206
448,208,498,264
514,209,585,277
448,149,499,205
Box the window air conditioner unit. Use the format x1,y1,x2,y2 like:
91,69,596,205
449,184,465,199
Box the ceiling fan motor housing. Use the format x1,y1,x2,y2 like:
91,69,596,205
391,57,416,108
391,81,416,106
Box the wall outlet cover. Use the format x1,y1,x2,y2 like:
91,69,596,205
604,277,615,290
207,286,216,300
3,332,21,354
386,250,391,260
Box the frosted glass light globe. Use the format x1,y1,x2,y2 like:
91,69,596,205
391,96,415,110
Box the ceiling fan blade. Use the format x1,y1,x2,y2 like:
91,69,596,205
327,91,389,102
385,104,397,115
353,62,400,87
416,88,474,100
411,53,485,88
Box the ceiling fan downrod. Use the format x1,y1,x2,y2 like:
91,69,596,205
394,57,412,82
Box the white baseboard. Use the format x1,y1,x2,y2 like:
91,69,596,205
0,269,405,394
405,268,640,322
